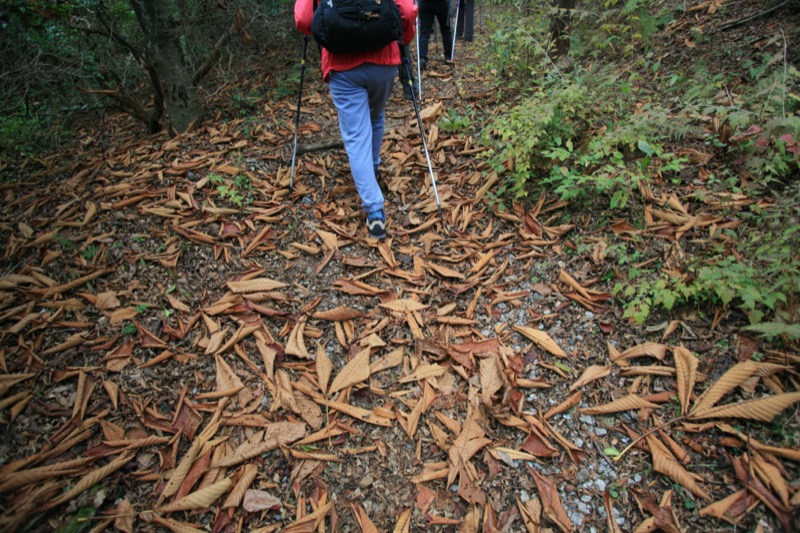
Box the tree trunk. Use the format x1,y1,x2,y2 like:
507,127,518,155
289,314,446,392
129,0,203,134
549,0,576,60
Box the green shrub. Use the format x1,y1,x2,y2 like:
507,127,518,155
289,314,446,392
0,113,68,160
208,172,254,208
480,67,690,208
544,128,688,210
615,247,799,327
485,24,548,84
728,116,800,184
480,78,588,199
439,108,473,134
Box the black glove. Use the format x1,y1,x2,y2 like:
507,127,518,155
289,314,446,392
398,45,415,85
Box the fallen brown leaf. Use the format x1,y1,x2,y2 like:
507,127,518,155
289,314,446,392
528,467,574,533
512,325,567,358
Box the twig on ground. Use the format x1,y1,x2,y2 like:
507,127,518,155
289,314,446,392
715,0,793,33
297,138,344,154
593,439,618,472
613,416,683,462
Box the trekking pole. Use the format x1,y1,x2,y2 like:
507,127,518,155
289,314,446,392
415,17,422,100
401,49,443,222
451,0,460,61
289,35,309,193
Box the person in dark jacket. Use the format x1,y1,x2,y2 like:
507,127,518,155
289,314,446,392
417,0,453,70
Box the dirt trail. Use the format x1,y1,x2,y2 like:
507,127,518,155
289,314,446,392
1,3,798,531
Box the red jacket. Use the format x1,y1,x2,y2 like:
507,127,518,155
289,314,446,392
294,0,418,81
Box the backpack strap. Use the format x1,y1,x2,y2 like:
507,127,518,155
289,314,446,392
311,0,322,56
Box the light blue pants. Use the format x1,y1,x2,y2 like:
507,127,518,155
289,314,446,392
328,63,396,215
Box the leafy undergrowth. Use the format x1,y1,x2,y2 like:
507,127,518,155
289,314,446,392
1,2,799,533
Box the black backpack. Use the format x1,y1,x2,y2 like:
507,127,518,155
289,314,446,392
312,0,403,55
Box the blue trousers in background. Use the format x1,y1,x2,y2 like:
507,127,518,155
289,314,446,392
328,63,396,215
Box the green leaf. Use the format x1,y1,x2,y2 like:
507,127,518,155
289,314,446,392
637,139,652,155
744,322,800,340
57,506,96,533
604,447,621,457
661,290,677,311
715,285,736,306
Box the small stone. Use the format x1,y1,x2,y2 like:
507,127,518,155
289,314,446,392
580,415,595,425
93,489,107,508
576,469,590,483
595,479,607,492
634,474,642,483
358,475,373,488
581,495,592,503
574,437,584,448
569,512,584,526
595,427,608,436
577,502,592,514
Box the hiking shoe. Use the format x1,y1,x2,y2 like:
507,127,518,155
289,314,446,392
366,210,386,240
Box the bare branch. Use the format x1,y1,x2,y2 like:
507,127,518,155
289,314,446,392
192,21,238,86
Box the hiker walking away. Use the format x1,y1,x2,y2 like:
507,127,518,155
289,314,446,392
417,0,453,70
294,0,418,240
456,0,474,42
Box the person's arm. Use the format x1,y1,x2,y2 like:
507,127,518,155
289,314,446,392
294,0,314,35
397,0,418,45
